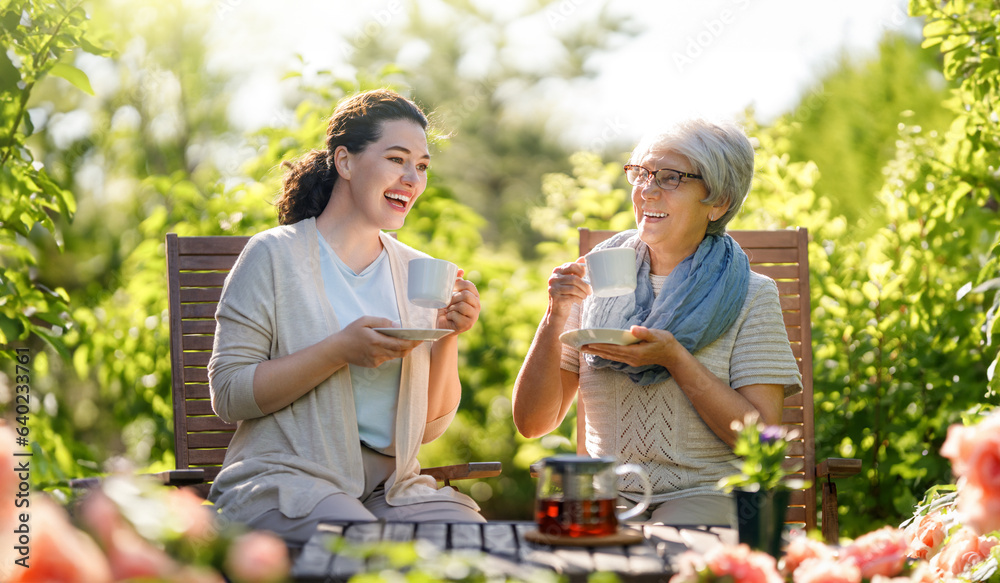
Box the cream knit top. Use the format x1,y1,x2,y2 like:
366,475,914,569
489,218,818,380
561,270,802,505
207,218,477,523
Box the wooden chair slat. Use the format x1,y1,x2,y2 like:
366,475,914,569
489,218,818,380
183,367,209,383
177,236,251,255
179,272,229,287
182,351,211,367
188,449,228,466
178,255,243,271
184,384,211,399
186,416,236,432
180,288,223,303
181,304,217,319
744,247,800,264
187,433,234,449
185,399,215,416
181,320,217,335
181,336,214,350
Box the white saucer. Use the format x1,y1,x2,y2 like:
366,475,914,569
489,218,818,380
559,328,639,349
373,328,452,341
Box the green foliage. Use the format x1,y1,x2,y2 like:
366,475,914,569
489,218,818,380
782,32,954,233
0,0,110,358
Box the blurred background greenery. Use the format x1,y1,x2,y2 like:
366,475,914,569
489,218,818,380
1,0,997,537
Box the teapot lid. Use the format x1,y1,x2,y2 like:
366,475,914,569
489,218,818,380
542,454,616,472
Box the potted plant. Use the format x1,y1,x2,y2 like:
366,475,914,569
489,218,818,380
718,415,809,559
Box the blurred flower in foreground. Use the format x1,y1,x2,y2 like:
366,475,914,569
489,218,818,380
670,543,783,583
940,409,1000,536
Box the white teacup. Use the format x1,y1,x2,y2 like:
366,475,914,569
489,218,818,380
585,248,636,298
408,258,458,309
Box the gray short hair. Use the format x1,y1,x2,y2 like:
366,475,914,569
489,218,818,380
629,118,754,235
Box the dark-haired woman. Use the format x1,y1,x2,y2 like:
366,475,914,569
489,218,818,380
208,89,485,543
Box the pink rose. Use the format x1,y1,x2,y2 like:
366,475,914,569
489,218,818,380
930,527,999,576
78,490,180,580
903,512,947,559
224,531,291,583
5,496,113,583
840,526,908,578
958,481,1000,536
780,535,835,575
167,487,218,542
703,544,784,583
668,551,707,583
792,557,861,583
941,411,1000,479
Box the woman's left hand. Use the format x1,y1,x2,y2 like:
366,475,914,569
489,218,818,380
437,269,480,335
581,326,683,368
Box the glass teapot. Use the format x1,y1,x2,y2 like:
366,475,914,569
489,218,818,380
534,454,651,537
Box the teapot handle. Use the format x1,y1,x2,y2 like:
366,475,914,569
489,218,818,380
614,463,651,521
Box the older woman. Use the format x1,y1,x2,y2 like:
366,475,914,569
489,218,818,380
512,118,802,526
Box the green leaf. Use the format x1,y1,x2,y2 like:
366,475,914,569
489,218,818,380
0,46,20,89
48,62,94,95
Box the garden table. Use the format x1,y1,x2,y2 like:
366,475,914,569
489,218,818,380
290,520,736,582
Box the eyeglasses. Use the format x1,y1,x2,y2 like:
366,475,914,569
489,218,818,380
623,164,703,191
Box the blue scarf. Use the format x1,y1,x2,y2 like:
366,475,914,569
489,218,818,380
582,229,750,386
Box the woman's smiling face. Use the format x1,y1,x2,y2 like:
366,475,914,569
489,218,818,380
631,148,719,260
337,118,430,231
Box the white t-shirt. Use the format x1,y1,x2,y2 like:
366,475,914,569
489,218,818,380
318,235,401,455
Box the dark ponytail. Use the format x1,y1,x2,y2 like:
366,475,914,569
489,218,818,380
276,89,429,225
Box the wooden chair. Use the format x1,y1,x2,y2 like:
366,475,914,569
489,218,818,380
165,233,500,498
576,227,860,543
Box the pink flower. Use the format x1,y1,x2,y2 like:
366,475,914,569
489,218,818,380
930,526,999,576
780,535,836,575
903,512,947,559
940,411,1000,535
224,531,291,583
839,526,908,578
702,544,784,583
4,495,113,583
77,490,180,580
941,411,1000,479
957,480,1000,536
668,551,707,583
167,487,218,542
792,557,861,583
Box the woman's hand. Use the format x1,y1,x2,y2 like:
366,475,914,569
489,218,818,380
547,258,592,318
437,269,480,335
338,316,422,368
580,326,684,368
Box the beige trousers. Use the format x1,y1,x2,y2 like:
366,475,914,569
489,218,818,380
247,445,485,544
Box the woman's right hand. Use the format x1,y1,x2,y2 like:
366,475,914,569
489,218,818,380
336,316,422,368
547,258,592,318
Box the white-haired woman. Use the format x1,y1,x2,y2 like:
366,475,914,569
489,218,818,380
512,118,802,526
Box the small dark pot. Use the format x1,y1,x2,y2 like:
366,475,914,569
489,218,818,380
734,489,790,559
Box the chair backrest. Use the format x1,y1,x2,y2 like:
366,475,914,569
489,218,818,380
576,227,817,530
166,234,251,497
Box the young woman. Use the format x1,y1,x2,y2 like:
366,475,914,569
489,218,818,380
208,89,484,543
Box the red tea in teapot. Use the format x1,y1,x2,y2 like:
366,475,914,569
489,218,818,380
535,497,618,537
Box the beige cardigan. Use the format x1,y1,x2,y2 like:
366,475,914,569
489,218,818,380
207,218,477,522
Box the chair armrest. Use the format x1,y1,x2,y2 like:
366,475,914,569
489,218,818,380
420,462,502,485
68,468,206,491
154,468,206,486
816,458,862,479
